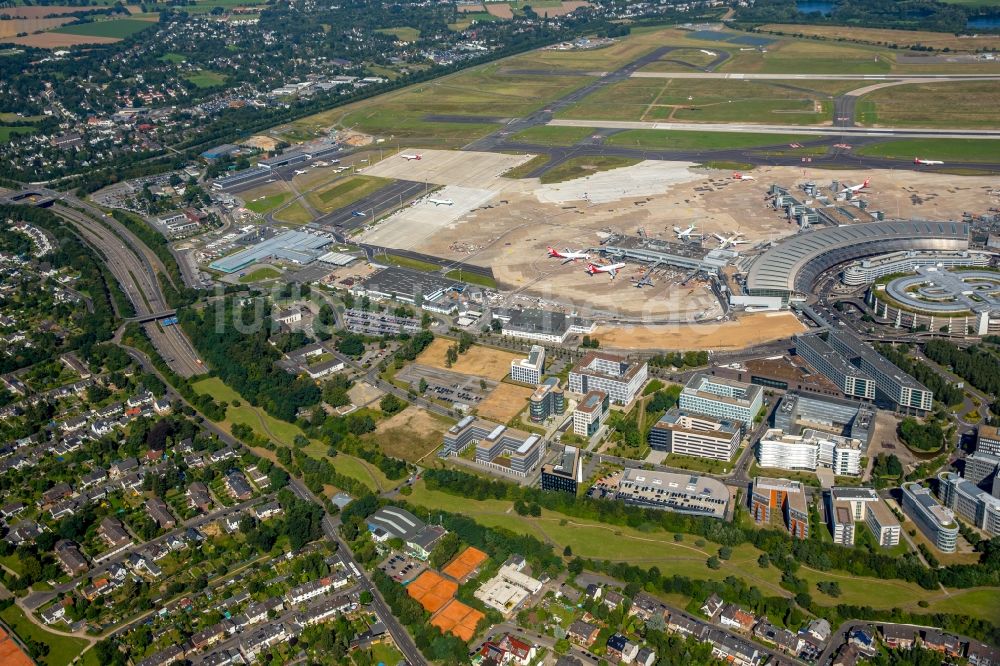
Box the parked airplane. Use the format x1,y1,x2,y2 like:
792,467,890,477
585,262,626,279
294,169,309,175
714,232,748,249
914,158,944,166
633,272,654,288
700,49,717,56
351,210,366,217
843,178,870,194
547,247,591,264
427,198,454,206
400,153,422,161
673,224,697,239
732,172,755,181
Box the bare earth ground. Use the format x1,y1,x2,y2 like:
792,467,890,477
485,3,513,18
0,17,74,38
371,406,448,462
348,381,383,407
416,338,519,380
592,312,806,350
476,383,534,423
2,32,119,47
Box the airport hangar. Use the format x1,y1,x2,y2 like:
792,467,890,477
740,221,971,309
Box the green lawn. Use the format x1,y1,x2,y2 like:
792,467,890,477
0,126,35,143
379,254,440,272
604,129,818,151
377,26,421,42
501,153,550,178
273,200,314,225
185,70,228,89
444,269,497,289
0,605,89,666
159,52,186,63
857,138,1000,164
54,18,154,38
510,125,595,146
539,156,641,184
244,192,291,214
307,175,391,214
238,267,281,283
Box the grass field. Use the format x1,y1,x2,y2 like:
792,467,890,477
273,200,314,225
306,175,391,214
53,17,153,38
501,153,549,178
757,23,1000,53
444,268,497,288
244,192,291,213
860,82,1000,129
718,39,892,75
510,125,595,146
604,129,818,151
0,126,35,142
369,406,451,462
0,605,89,666
159,52,186,63
185,70,228,88
539,156,641,184
380,254,440,272
237,266,281,283
377,26,420,42
857,138,1000,163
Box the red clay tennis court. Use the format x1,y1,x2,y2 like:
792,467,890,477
431,598,485,641
441,546,488,582
0,627,33,666
406,570,458,613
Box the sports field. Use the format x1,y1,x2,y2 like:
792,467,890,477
431,599,484,641
185,70,228,88
407,570,458,612
442,546,488,581
377,26,420,42
416,339,519,381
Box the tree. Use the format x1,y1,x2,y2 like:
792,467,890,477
380,393,405,415
706,556,721,570
758,554,770,568
359,589,373,605
563,545,572,557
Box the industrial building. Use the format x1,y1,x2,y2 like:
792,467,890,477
541,446,582,494
842,250,991,286
495,308,594,344
901,482,959,553
529,377,564,423
938,472,1000,537
751,477,808,539
573,390,609,438
511,346,545,385
795,334,876,401
744,220,970,306
647,409,741,461
354,266,465,311
756,428,862,476
866,266,1000,336
613,469,729,519
568,352,647,406
772,391,875,447
678,374,762,429
209,230,334,274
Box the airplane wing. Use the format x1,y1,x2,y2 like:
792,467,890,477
608,267,617,279
714,233,726,242
561,257,574,265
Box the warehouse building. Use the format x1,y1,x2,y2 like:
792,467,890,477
569,352,647,406
901,482,959,552
647,409,741,461
678,374,762,429
354,266,464,308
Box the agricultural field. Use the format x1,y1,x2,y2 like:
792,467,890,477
305,175,391,214
538,155,641,184
859,81,1000,129
857,138,1000,163
53,17,155,38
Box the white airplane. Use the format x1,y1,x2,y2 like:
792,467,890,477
914,158,944,166
547,246,590,264
333,166,349,173
673,223,697,239
732,172,755,181
400,153,422,161
585,261,626,279
700,49,717,56
294,169,309,175
843,178,870,194
714,232,748,249
427,198,453,206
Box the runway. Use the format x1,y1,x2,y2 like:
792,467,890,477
305,179,428,240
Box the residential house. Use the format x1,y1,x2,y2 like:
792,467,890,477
921,630,961,657
253,501,283,521
754,620,803,654
0,502,25,520
701,593,724,620
98,517,131,548
635,648,657,666
832,644,863,666
110,457,139,478
584,583,602,600
190,620,233,650
602,589,625,610
54,540,89,576
606,634,639,664
968,641,1000,666
225,472,253,501
805,618,831,644
40,602,68,626
848,627,877,656
5,520,44,545
629,593,662,622
881,625,915,650
79,468,106,488
41,482,72,506
707,630,763,666
567,620,600,647
668,615,708,639
293,595,353,628
145,497,176,529
188,482,213,512
240,622,290,658
286,577,335,605
719,604,757,633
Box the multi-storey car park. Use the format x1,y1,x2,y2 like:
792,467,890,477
901,482,959,553
613,468,729,519
841,250,992,286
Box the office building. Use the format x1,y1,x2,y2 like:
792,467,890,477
829,487,879,521
573,390,609,438
511,346,545,385
751,477,809,539
864,498,901,548
529,378,565,423
901,482,959,552
568,352,647,406
825,329,933,413
541,446,582,494
938,472,1000,537
613,469,729,519
495,308,594,344
977,426,1000,458
442,416,544,477
772,391,874,446
679,374,763,429
648,409,741,461
828,501,856,546
795,334,876,401
756,428,862,476
965,453,1000,488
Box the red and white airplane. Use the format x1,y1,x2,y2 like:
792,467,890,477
547,247,590,264
732,172,755,181
843,178,870,194
400,153,422,161
585,261,626,279
914,157,944,166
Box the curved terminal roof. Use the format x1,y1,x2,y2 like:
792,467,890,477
746,221,969,294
